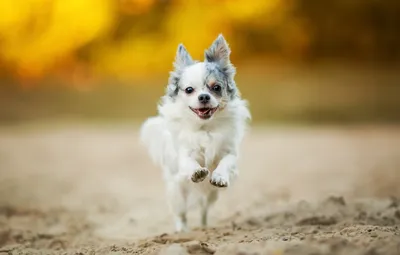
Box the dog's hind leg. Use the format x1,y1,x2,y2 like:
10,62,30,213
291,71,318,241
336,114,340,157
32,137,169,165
166,181,188,232
200,190,218,228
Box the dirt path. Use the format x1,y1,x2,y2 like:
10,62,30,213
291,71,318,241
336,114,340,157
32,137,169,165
0,124,399,254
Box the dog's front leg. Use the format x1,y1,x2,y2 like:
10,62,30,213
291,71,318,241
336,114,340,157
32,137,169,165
178,149,209,183
210,153,237,188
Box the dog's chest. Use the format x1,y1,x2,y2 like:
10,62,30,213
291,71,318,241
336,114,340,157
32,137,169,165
179,129,225,168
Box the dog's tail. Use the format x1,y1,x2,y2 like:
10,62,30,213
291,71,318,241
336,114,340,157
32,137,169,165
140,116,176,167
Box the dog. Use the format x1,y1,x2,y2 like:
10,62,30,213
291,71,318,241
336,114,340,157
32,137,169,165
140,34,251,232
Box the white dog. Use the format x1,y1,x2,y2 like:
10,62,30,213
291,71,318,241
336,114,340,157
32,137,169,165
140,34,251,232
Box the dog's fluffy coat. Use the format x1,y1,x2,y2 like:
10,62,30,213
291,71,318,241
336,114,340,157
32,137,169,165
140,34,250,232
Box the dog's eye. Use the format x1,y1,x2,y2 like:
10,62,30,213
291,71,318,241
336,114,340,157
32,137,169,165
185,87,194,94
212,85,221,92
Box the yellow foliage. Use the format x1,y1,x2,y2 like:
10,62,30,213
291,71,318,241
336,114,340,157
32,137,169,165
92,0,290,78
0,0,113,78
0,0,301,82
119,0,156,14
224,0,281,21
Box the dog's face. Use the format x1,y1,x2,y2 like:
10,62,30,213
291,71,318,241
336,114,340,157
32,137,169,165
176,62,225,120
166,34,237,121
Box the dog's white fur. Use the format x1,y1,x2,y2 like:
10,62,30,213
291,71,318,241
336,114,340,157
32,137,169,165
140,34,250,232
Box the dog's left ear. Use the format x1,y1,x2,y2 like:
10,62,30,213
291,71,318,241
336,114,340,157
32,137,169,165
204,34,235,76
205,34,237,97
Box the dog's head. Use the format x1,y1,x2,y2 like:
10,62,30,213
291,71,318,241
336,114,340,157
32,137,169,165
165,34,238,121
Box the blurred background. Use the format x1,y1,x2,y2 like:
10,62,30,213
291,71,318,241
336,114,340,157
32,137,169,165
0,1,400,251
1,0,399,125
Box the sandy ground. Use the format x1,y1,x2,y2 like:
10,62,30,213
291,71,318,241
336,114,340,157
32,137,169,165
0,124,399,255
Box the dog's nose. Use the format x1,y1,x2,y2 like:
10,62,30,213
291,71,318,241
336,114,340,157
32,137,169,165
198,94,210,104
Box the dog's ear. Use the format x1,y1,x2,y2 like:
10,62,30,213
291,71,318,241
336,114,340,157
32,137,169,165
205,34,235,77
205,34,232,67
205,34,237,97
174,44,194,70
167,44,194,98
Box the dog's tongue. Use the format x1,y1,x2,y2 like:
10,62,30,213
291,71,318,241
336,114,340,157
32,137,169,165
192,107,216,119
198,108,210,114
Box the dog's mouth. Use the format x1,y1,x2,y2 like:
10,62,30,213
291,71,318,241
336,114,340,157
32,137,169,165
189,106,218,119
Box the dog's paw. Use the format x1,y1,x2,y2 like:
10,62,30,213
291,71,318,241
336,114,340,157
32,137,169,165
191,168,209,183
210,172,229,188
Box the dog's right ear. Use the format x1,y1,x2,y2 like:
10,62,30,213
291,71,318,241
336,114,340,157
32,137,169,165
173,44,194,70
167,44,194,98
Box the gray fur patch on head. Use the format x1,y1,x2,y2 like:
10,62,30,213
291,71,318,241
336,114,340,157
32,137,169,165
204,62,233,98
166,44,194,98
204,34,237,98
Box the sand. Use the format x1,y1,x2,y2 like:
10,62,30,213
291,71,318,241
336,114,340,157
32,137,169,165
0,124,399,254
